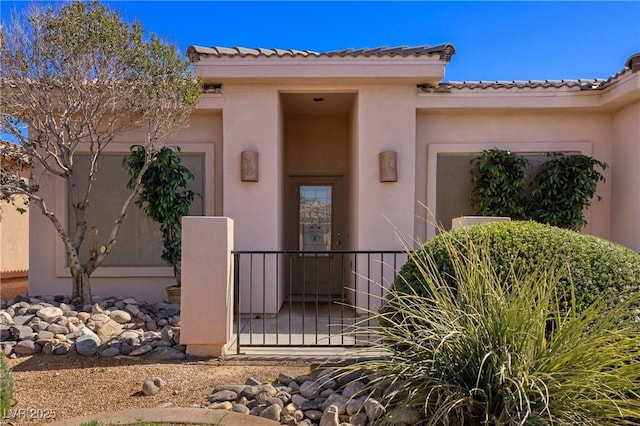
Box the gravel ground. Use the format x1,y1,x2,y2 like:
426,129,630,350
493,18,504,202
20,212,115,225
5,353,311,425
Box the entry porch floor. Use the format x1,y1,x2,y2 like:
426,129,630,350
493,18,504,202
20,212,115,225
227,302,384,359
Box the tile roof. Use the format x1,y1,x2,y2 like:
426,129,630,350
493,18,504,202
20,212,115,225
420,78,614,92
421,57,638,93
187,44,456,62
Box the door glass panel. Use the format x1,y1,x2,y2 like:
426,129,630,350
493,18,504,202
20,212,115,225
299,185,332,251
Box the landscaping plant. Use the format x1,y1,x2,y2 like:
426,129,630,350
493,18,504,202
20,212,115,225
395,220,640,313
123,145,197,285
345,228,640,425
0,1,201,304
529,153,608,230
469,148,531,219
469,150,608,230
0,353,14,416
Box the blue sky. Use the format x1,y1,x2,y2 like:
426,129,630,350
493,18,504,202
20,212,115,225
1,1,639,81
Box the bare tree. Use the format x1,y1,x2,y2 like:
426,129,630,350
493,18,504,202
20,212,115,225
0,1,202,305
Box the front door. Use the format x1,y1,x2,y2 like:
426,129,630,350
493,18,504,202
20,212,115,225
285,176,346,299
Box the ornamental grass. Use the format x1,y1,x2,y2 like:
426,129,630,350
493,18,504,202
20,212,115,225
342,230,640,425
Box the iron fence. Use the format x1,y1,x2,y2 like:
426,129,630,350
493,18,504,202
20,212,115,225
232,250,407,353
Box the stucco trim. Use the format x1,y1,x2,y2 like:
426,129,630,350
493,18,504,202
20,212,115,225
425,142,592,241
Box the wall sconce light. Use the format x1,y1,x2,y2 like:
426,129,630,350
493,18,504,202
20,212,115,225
379,151,397,182
241,151,259,182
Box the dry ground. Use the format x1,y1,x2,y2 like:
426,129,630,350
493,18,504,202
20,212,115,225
2,280,311,425
5,353,311,425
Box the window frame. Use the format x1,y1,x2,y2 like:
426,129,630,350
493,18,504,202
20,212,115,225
54,142,214,278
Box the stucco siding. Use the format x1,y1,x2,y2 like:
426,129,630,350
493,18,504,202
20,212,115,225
611,101,640,251
28,111,220,303
1,196,29,276
416,111,613,242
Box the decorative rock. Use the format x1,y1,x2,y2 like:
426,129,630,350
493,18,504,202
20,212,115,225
388,409,424,425
91,303,104,314
129,343,154,356
10,325,35,340
143,347,186,361
322,394,347,414
59,303,75,312
42,341,56,355
300,380,321,399
266,397,284,408
14,340,41,355
0,325,11,341
278,372,296,385
209,390,238,403
142,376,166,396
75,333,100,356
260,404,282,422
232,404,250,414
320,404,340,426
0,312,14,325
95,319,123,341
122,297,138,305
346,397,366,416
305,410,323,421
342,380,366,399
47,323,70,335
364,398,385,422
98,346,121,357
32,321,49,332
36,306,63,322
124,304,140,316
144,319,157,331
54,343,71,355
209,401,233,410
27,304,44,314
349,412,368,426
291,394,309,406
300,399,323,411
109,310,132,324
36,330,55,341
12,315,36,325
77,312,91,321
245,377,262,386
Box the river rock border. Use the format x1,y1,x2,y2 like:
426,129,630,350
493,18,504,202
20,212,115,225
203,368,424,426
0,295,184,360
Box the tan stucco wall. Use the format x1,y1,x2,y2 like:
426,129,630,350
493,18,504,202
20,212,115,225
221,84,282,251
285,115,349,175
415,110,614,243
354,85,417,250
28,111,220,302
1,197,29,275
611,100,640,251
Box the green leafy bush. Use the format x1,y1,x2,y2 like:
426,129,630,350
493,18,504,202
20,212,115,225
530,153,608,230
469,148,531,219
394,221,640,312
0,353,14,416
123,145,198,285
344,229,640,425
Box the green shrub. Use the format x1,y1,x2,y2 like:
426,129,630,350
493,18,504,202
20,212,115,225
394,221,640,313
469,148,531,219
0,353,14,416
344,230,640,425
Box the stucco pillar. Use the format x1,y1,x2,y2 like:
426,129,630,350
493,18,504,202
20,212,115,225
180,216,234,357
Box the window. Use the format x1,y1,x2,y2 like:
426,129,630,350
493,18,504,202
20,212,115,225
70,153,204,267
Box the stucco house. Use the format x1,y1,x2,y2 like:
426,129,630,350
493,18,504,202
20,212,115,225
29,44,640,309
1,142,29,284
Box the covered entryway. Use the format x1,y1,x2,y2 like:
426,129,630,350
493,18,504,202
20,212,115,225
282,92,356,300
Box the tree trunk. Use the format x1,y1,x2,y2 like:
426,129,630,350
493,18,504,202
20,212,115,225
71,270,92,307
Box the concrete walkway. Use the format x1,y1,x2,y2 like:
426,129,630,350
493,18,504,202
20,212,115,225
49,407,280,425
